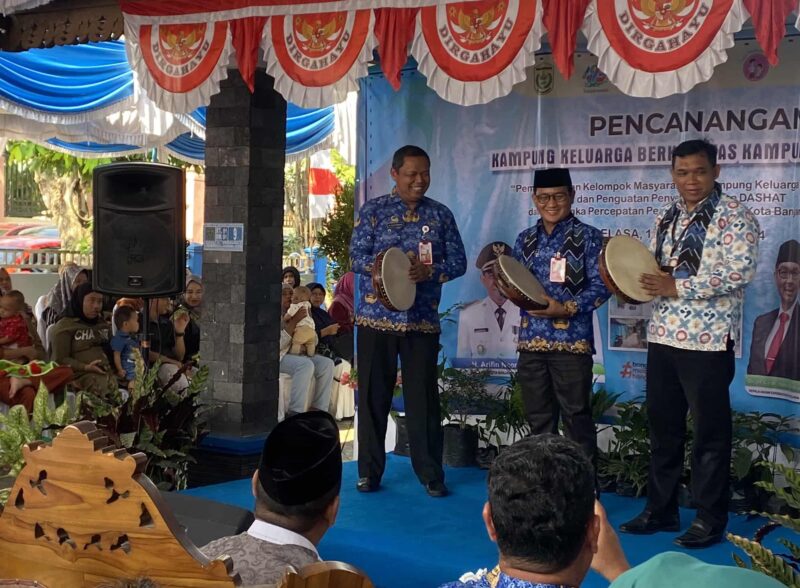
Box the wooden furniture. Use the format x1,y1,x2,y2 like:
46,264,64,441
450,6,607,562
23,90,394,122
0,421,239,588
278,562,374,588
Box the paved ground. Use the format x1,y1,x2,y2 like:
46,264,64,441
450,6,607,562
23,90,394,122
337,418,355,462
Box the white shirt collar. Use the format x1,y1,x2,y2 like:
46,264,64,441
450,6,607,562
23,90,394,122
247,519,320,560
779,300,797,319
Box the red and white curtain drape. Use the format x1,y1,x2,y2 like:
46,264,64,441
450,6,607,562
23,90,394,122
75,0,796,112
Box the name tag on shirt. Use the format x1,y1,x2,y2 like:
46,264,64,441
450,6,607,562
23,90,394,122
419,240,433,265
550,256,566,283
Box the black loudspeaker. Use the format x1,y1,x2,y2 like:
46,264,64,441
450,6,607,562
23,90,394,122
93,163,186,297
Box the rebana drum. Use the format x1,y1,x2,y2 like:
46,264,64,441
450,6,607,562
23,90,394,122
494,254,548,311
372,247,416,311
599,235,661,304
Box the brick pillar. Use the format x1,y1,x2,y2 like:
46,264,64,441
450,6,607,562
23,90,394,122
201,71,286,437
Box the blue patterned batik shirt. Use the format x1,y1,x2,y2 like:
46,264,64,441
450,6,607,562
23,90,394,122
440,566,575,588
350,192,466,333
512,216,610,354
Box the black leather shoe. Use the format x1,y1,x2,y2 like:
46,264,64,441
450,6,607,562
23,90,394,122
425,480,449,498
619,509,680,535
673,519,723,549
356,477,379,493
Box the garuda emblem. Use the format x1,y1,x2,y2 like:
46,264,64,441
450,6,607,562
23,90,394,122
448,1,507,47
630,0,697,33
158,24,206,65
294,14,346,54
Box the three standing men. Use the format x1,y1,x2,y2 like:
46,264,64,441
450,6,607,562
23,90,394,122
350,145,466,498
621,139,760,548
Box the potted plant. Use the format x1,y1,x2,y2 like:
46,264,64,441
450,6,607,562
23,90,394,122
591,386,621,493
439,366,491,467
477,370,530,468
729,411,796,514
599,399,650,497
728,461,800,586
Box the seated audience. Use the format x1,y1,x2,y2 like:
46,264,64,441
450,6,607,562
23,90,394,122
176,274,203,361
202,411,342,586
40,263,89,332
0,290,32,349
279,284,333,416
147,297,190,389
111,306,141,390
307,282,353,363
440,434,782,588
49,283,117,396
282,266,301,288
0,269,73,411
325,273,355,363
287,286,317,356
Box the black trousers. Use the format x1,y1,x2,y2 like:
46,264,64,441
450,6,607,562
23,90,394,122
646,342,734,530
517,351,596,462
357,326,443,485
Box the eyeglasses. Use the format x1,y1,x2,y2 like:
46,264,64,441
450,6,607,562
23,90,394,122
777,269,800,280
534,191,571,204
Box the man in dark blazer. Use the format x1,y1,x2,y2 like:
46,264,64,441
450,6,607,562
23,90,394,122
748,239,800,380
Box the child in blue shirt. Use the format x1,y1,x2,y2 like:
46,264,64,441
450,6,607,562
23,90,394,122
111,305,140,389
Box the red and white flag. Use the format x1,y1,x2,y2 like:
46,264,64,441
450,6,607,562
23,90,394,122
309,150,340,219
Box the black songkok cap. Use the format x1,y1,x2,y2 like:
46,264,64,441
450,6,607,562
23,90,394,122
533,168,573,190
258,411,342,506
475,241,511,269
776,239,800,267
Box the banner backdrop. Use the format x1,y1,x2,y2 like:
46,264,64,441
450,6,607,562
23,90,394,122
358,39,800,419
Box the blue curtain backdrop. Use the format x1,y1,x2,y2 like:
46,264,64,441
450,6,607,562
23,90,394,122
0,40,334,161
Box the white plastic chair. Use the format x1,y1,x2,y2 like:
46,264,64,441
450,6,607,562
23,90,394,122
34,295,47,348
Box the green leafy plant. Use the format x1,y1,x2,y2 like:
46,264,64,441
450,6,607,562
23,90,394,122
728,462,800,587
479,370,529,450
78,359,215,490
0,384,79,505
599,399,650,497
439,367,491,430
730,411,796,512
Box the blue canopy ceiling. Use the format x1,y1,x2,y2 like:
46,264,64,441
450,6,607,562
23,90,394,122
0,39,334,162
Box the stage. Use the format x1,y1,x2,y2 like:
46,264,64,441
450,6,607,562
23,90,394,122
185,454,784,587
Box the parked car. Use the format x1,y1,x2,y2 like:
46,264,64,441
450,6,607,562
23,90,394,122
0,225,61,269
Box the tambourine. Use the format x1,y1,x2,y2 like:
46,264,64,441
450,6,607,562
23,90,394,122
494,254,548,311
372,247,416,311
599,235,660,304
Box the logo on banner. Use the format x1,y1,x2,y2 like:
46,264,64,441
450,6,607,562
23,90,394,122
583,65,609,91
600,0,731,72
419,0,536,80
533,61,553,94
271,10,370,86
743,52,769,82
139,22,227,92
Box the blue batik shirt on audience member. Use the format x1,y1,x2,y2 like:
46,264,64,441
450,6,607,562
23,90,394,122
512,215,610,354
440,566,574,588
110,331,139,381
350,191,466,333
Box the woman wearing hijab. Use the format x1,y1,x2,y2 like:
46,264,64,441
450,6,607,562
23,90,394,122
306,282,341,360
41,263,89,332
282,266,301,288
327,272,355,335
49,282,117,396
177,275,203,360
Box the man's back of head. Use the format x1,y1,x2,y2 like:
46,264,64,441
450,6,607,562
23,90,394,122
487,434,596,576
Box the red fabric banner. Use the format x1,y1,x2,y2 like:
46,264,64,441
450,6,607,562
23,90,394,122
542,0,590,79
743,0,794,65
139,21,229,92
375,8,419,90
269,10,372,86
231,17,269,91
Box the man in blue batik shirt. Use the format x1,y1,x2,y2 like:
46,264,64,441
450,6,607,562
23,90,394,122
512,168,610,464
349,145,466,498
